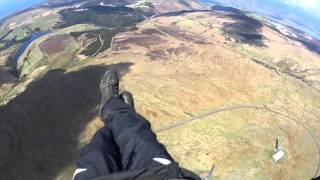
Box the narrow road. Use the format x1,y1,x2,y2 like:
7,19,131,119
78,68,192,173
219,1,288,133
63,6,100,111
91,33,104,57
154,104,320,178
155,104,263,132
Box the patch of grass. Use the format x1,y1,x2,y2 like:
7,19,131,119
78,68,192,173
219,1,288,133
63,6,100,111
29,13,61,31
19,33,82,77
232,44,273,64
72,28,127,57
19,44,44,77
59,24,99,34
42,37,80,69
127,0,154,9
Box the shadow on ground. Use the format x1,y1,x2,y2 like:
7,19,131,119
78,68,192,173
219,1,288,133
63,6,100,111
0,65,18,85
0,62,133,180
216,5,266,47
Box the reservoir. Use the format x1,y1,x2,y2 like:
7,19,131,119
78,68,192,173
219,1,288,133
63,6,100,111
12,31,50,69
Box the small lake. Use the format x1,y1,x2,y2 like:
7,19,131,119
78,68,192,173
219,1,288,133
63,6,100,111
13,31,50,69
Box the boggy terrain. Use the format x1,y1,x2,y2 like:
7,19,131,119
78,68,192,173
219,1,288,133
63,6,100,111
0,1,320,180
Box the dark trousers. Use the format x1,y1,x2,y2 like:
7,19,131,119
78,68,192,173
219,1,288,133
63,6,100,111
74,97,200,180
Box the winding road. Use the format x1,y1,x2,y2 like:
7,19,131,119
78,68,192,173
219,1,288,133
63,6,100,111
91,33,104,57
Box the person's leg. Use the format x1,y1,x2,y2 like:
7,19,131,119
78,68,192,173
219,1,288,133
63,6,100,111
73,126,122,180
97,69,200,180
101,97,174,170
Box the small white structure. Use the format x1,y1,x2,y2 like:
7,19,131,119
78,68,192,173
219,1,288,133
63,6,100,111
273,138,284,162
273,150,285,162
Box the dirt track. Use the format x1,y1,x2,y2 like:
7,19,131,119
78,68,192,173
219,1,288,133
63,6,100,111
155,104,320,178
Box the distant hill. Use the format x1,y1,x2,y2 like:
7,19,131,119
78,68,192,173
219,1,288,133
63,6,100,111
200,0,320,39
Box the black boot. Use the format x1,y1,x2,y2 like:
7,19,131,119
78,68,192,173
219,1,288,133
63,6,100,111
99,69,119,117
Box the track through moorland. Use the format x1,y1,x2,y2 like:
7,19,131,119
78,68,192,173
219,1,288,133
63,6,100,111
91,33,104,57
155,104,320,178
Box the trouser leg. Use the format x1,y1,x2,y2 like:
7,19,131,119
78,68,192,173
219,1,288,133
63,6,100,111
101,97,174,170
73,126,122,180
